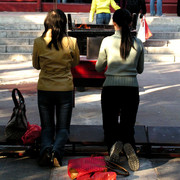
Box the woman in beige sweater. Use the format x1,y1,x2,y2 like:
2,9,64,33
32,9,80,167
96,9,144,171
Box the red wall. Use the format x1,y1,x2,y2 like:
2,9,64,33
0,1,178,13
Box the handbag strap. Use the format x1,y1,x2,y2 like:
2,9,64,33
12,88,25,107
106,160,129,177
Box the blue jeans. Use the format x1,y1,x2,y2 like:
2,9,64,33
38,90,73,160
96,13,111,25
150,0,162,16
57,0,67,3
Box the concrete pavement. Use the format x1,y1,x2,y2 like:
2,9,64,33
0,60,180,179
0,11,180,180
0,156,180,180
1,61,180,127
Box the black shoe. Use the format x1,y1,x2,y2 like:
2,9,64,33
51,151,62,167
123,143,139,171
38,148,52,167
109,141,123,164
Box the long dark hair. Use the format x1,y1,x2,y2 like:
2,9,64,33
113,9,134,59
42,9,67,50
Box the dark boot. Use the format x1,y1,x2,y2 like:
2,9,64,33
38,147,52,167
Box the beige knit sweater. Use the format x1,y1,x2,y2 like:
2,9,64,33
96,30,144,87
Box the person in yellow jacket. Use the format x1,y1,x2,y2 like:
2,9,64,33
89,0,120,24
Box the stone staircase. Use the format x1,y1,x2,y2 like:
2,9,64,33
141,15,180,62
0,12,180,63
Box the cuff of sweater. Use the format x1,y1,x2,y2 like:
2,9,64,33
89,12,94,22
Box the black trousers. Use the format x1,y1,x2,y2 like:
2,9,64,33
132,13,138,30
178,0,180,16
101,86,139,152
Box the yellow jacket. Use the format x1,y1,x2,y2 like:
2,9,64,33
89,0,120,22
32,36,80,91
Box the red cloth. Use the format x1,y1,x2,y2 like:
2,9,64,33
77,172,117,180
71,56,105,79
21,122,41,144
68,156,107,179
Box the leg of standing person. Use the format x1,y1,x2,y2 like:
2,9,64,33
101,86,121,153
178,0,180,16
96,13,104,24
57,0,67,3
131,13,138,30
52,91,73,165
156,0,162,16
150,0,156,16
38,90,55,165
104,13,111,25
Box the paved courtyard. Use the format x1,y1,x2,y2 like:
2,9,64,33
0,60,180,179
0,11,180,180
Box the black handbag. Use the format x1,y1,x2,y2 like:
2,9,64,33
5,88,28,142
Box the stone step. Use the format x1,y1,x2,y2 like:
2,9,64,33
0,38,180,47
0,23,179,32
0,22,179,33
0,45,33,53
0,12,46,24
146,25,180,33
144,39,180,47
0,38,34,45
144,39,168,47
0,13,179,63
137,16,180,32
0,13,179,30
0,53,179,62
0,37,180,48
1,38,180,48
145,15,180,25
0,30,42,38
144,47,180,55
0,14,180,37
150,32,180,39
1,44,180,54
1,30,180,40
0,53,32,61
144,54,179,62
0,24,44,31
